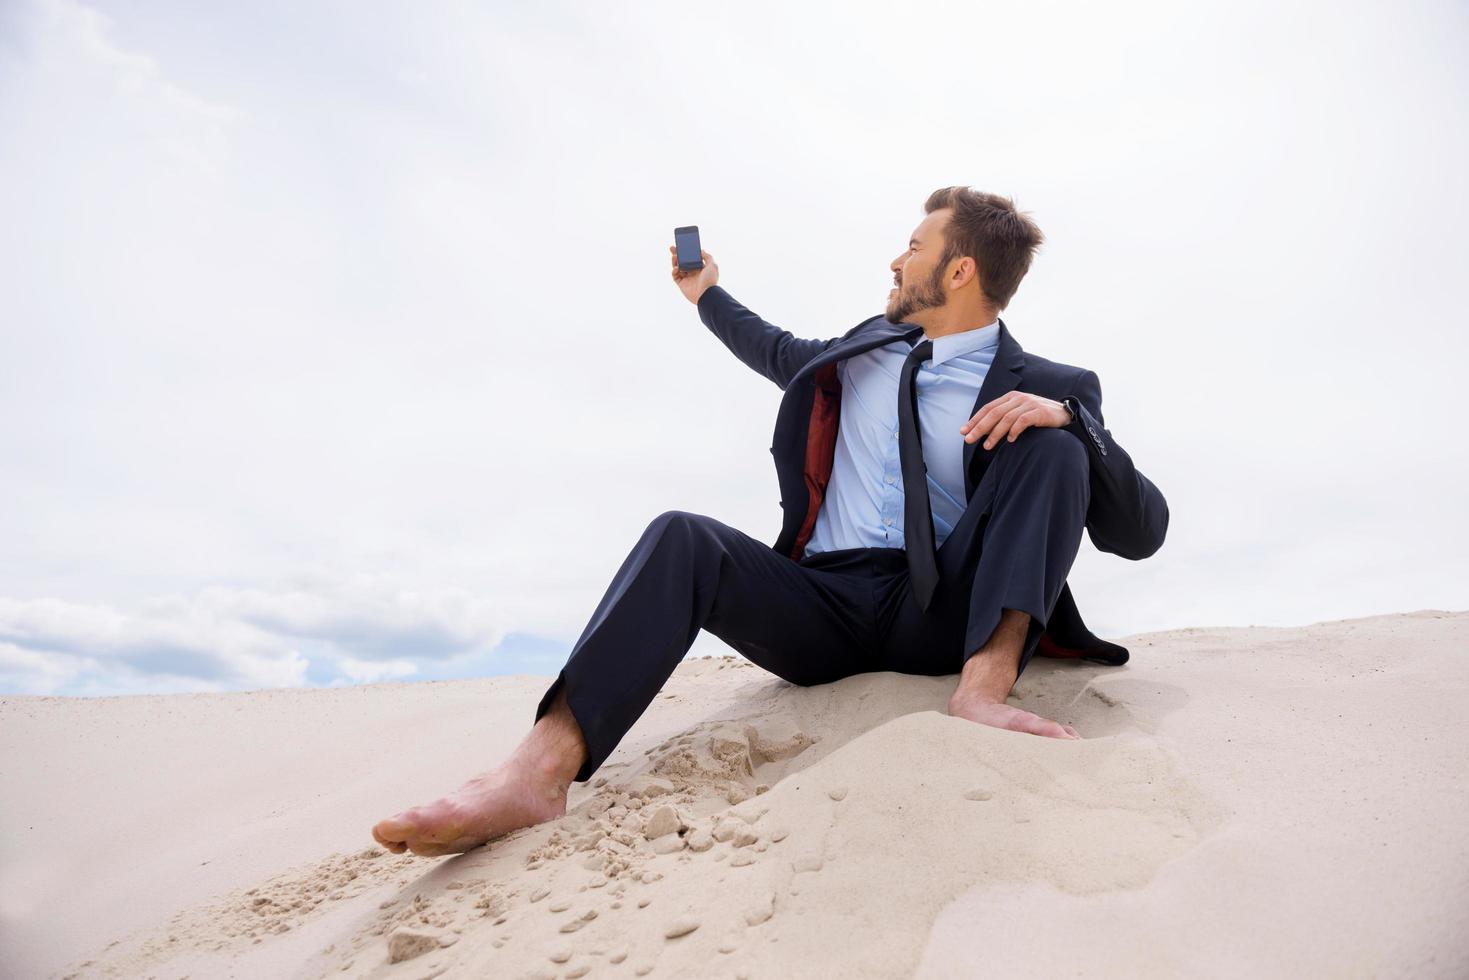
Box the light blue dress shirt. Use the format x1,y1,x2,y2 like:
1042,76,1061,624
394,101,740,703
804,320,1001,559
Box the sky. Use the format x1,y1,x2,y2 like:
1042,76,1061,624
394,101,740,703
0,0,1465,696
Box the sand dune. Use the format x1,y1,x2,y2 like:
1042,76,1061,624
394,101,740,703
2,610,1466,978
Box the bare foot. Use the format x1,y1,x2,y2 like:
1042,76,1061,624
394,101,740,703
371,762,569,857
948,694,1081,740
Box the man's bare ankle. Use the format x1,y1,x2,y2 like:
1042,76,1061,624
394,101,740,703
950,687,1008,711
510,721,586,795
501,747,573,800
508,686,584,780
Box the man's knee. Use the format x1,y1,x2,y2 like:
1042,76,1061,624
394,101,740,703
640,510,729,557
645,509,713,537
1004,427,1087,479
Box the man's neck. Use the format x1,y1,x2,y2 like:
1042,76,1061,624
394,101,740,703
914,300,1000,340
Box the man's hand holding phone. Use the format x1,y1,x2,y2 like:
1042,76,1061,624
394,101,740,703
669,245,718,305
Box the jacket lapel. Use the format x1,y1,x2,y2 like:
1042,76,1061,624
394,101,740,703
962,318,1026,498
788,318,916,388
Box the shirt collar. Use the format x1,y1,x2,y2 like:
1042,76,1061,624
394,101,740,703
912,319,1001,367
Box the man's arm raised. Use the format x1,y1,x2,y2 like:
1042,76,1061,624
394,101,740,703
671,246,831,390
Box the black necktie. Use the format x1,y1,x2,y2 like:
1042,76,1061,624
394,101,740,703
898,335,940,611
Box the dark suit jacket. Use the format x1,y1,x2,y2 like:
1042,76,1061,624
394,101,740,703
695,285,1170,667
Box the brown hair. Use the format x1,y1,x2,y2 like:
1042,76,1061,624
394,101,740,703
923,187,1044,310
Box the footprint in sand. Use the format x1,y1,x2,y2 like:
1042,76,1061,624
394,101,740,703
744,723,818,765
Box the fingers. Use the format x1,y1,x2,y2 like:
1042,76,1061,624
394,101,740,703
980,405,1029,449
961,394,1059,448
1001,409,1046,445
668,246,713,281
961,393,1017,444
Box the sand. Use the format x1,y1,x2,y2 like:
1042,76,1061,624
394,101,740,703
1,609,1466,978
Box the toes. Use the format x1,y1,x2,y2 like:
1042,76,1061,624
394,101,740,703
1018,714,1061,738
372,828,407,854
374,812,418,839
371,820,408,852
414,805,470,844
407,835,483,858
376,805,465,845
1026,716,1076,739
373,821,404,847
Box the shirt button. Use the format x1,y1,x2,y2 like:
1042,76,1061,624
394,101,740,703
885,475,895,484
893,430,899,438
884,518,894,526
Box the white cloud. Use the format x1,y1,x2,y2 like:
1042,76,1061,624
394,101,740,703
0,574,506,695
0,642,78,695
0,595,307,691
189,573,505,659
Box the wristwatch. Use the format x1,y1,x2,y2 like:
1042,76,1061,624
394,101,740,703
1060,396,1079,425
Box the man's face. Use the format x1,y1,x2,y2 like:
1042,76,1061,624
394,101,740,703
886,209,952,324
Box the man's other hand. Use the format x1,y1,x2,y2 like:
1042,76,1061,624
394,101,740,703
670,245,719,304
961,391,1072,450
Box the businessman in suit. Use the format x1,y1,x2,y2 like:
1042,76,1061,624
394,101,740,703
373,187,1169,857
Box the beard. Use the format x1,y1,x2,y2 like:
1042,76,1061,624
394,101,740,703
885,265,947,323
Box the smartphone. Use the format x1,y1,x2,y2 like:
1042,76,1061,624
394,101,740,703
674,225,704,271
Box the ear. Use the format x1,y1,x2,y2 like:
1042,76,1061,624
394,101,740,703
950,255,979,290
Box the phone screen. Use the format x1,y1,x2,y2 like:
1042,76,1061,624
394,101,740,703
674,226,703,269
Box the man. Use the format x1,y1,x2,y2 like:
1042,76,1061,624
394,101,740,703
372,187,1169,857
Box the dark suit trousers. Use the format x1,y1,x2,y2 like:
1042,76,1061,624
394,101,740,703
534,426,1091,783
